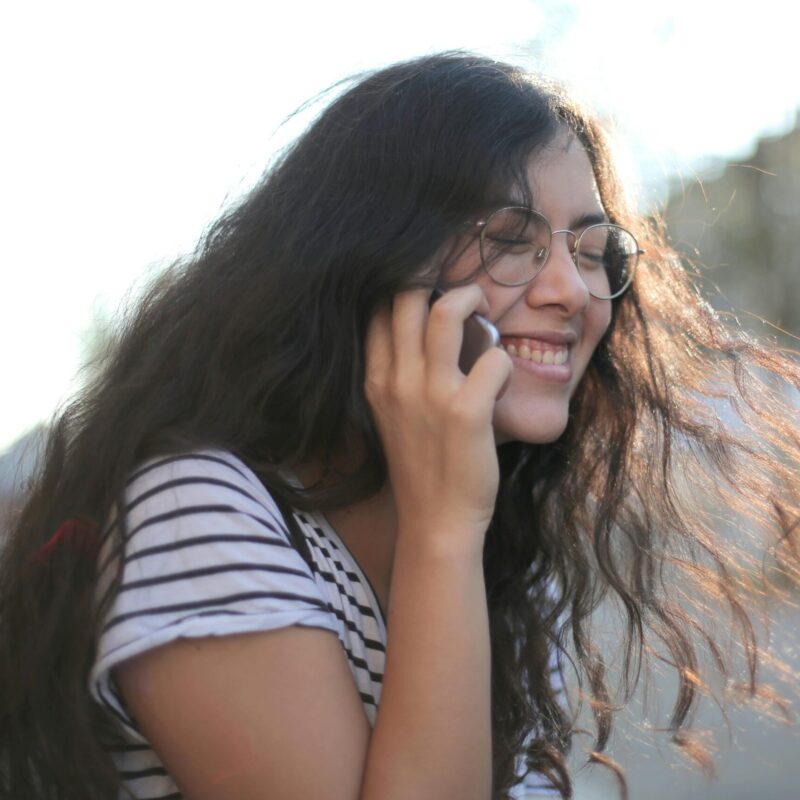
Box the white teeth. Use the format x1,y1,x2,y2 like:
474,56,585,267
500,341,569,365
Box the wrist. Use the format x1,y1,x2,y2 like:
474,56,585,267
394,518,488,563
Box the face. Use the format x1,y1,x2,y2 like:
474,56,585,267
449,133,613,444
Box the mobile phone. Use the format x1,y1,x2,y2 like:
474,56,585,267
430,288,500,374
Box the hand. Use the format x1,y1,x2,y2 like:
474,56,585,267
364,286,513,553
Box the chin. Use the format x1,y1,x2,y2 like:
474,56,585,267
492,402,570,445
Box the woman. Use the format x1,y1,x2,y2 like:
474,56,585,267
1,52,798,800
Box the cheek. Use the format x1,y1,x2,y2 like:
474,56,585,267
569,301,611,392
441,239,484,286
588,300,613,350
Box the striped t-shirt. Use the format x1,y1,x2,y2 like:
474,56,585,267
89,450,559,799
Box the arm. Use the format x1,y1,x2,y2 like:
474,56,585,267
115,541,491,800
115,286,510,800
361,538,492,800
115,627,372,800
359,285,512,799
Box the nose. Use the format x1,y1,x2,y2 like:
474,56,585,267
524,230,590,313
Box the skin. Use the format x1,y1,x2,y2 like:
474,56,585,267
447,132,613,445
113,133,612,800
323,134,612,612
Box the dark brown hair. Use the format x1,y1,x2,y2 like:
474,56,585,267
1,51,798,799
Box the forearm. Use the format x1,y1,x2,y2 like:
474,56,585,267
360,534,492,800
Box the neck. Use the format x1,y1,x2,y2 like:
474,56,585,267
292,456,398,610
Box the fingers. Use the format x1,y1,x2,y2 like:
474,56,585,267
425,284,487,385
390,288,431,371
465,346,513,412
366,284,507,414
364,303,392,390
363,285,507,534
365,290,430,389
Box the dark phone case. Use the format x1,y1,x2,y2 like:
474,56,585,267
459,313,500,373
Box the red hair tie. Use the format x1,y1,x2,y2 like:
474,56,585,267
33,518,100,564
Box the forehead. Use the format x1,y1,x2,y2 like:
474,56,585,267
526,133,603,214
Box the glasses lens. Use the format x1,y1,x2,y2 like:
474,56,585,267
480,207,550,286
576,224,639,299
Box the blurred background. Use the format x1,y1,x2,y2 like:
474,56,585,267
2,1,799,797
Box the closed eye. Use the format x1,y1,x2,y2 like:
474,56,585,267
487,236,530,245
577,252,607,269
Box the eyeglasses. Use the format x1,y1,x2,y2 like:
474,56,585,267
473,206,643,300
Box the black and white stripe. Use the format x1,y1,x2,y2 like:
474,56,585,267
89,449,561,799
90,451,386,800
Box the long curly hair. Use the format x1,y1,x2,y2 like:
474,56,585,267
1,52,798,800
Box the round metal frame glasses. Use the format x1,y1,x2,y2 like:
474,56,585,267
474,206,643,300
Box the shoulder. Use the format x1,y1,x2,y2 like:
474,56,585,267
91,448,342,710
116,449,291,553
125,449,278,514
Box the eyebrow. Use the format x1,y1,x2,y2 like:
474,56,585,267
566,211,609,230
489,202,610,230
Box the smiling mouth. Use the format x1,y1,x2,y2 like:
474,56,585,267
499,337,569,366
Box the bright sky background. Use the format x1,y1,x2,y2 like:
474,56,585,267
2,0,800,453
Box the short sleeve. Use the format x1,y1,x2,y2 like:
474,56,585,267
89,451,340,733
